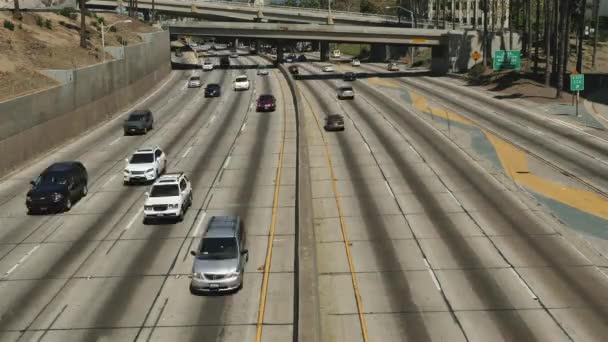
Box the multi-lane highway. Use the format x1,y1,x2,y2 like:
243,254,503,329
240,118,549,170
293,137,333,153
0,50,608,342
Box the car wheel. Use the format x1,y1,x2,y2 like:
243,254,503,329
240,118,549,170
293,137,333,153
81,184,88,197
143,217,149,225
143,127,148,134
124,131,129,136
188,193,193,208
189,284,198,295
177,209,184,222
64,198,72,212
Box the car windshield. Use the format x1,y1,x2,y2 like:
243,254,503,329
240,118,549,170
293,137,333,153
190,77,200,81
236,76,247,81
340,87,353,91
149,184,179,197
128,114,146,121
207,84,219,89
129,153,154,164
198,237,238,260
259,95,274,101
36,173,68,186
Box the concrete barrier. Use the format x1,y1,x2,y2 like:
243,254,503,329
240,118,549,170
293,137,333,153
0,30,170,178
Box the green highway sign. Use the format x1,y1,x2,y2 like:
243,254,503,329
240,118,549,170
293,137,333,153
571,74,585,91
493,50,521,71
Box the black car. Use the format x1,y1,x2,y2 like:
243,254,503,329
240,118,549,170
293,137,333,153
26,162,88,214
205,84,222,97
220,56,230,68
343,72,357,82
124,110,154,135
297,54,307,62
324,114,345,131
288,65,299,74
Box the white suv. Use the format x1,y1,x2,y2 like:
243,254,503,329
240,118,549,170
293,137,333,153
233,75,250,91
143,173,193,223
124,146,166,185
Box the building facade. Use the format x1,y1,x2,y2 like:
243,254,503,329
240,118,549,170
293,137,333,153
427,0,510,28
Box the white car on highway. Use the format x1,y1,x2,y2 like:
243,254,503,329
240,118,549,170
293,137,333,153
331,49,341,58
124,146,166,185
351,59,361,67
202,61,214,71
188,76,202,88
322,65,335,72
233,75,250,91
143,173,193,223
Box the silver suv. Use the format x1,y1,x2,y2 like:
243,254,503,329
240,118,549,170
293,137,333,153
190,216,248,294
337,85,354,100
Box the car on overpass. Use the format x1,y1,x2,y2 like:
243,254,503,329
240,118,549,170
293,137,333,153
202,61,214,71
322,65,335,72
343,72,356,82
351,59,361,67
331,49,341,58
257,67,269,76
388,62,399,71
288,65,299,74
190,215,248,294
26,161,88,214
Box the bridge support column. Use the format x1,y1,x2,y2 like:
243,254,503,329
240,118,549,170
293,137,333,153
234,38,239,48
276,41,284,64
370,43,388,62
431,45,450,74
142,9,150,22
319,41,330,62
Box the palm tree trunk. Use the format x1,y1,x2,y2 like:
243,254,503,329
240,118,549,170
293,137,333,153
575,0,585,72
534,0,540,72
556,0,569,98
562,3,571,76
483,0,489,66
552,0,559,77
544,0,552,85
508,0,512,48
435,0,440,28
592,0,600,69
80,0,87,48
13,0,22,20
473,0,477,30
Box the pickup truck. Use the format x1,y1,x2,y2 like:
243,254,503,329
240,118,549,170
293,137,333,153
233,75,250,91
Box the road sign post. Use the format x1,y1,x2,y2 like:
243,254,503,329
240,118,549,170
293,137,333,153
570,74,585,117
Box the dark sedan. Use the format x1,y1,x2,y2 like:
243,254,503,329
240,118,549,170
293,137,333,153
26,161,88,214
343,72,357,82
256,94,276,112
324,114,345,131
205,84,222,97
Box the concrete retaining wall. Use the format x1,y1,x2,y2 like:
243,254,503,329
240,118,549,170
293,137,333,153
0,0,77,9
0,30,170,178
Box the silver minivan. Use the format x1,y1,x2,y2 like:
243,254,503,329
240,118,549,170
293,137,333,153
190,216,248,294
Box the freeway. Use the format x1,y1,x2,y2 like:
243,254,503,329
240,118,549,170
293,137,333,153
1,50,608,342
0,55,296,341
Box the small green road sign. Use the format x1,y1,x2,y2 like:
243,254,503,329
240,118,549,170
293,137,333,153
493,50,521,71
571,74,585,91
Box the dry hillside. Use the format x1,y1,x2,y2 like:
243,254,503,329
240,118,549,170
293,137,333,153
0,10,160,102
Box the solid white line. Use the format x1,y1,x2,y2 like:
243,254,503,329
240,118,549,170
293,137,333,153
210,115,216,124
241,122,247,132
102,174,117,188
409,146,422,159
447,191,460,206
384,180,395,198
124,207,144,230
223,156,231,169
423,257,431,268
5,265,18,276
182,146,193,158
364,142,371,153
192,211,207,237
108,137,121,146
428,269,442,291
510,268,538,300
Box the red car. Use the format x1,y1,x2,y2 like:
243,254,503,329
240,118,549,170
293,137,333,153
256,94,276,112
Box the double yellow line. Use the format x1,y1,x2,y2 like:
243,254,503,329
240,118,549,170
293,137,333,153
255,70,287,341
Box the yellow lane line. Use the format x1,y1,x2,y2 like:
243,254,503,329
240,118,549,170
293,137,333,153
409,88,608,220
301,90,370,342
255,70,287,342
367,77,401,88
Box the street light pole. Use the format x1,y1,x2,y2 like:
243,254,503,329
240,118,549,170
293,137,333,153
327,0,333,25
101,19,132,63
385,5,415,28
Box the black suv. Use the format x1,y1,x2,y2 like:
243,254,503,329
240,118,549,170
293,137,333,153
26,162,88,214
124,110,154,135
205,84,222,97
343,72,357,81
288,65,299,74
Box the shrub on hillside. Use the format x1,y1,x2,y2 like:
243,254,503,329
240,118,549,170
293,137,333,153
59,7,77,20
97,16,105,25
45,19,52,30
3,20,15,31
35,15,44,27
468,63,486,83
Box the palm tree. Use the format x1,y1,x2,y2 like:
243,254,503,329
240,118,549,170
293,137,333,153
556,0,570,98
483,0,489,66
575,0,585,72
13,0,22,20
544,0,552,85
534,0,540,72
80,0,87,48
592,0,600,69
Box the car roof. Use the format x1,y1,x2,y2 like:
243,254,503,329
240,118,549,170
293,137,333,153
45,161,78,173
235,75,248,79
205,216,239,238
259,94,275,98
155,173,185,184
327,114,344,119
129,110,150,115
134,146,159,153
207,83,220,87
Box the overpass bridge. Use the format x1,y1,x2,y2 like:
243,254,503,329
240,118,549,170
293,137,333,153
87,0,436,27
167,22,469,73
